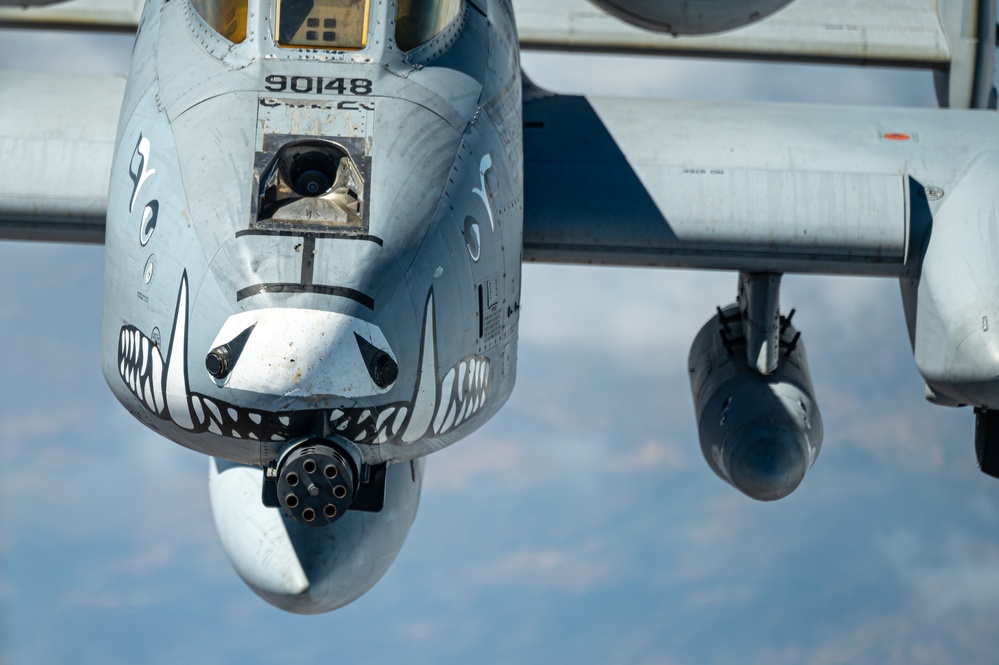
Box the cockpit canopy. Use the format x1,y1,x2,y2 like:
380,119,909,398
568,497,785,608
189,0,463,53
395,0,461,51
191,0,248,43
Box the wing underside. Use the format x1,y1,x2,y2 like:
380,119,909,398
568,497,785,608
521,87,999,276
0,0,141,31
0,71,123,243
515,0,971,65
513,0,996,109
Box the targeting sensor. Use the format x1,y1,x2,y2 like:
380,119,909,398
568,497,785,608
256,139,366,228
288,150,339,198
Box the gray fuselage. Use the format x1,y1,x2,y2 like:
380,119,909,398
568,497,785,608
102,0,523,470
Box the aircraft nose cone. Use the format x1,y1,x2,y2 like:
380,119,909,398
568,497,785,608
209,457,422,615
208,459,310,596
206,308,397,403
209,458,341,614
727,427,807,501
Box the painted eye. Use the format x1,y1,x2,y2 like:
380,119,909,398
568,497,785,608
354,333,398,389
205,324,256,380
371,354,399,388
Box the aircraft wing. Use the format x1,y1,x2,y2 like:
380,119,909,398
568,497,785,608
516,0,956,65
515,0,995,109
520,87,999,276
0,71,123,242
4,71,996,265
1,0,990,107
0,0,992,246
0,0,141,31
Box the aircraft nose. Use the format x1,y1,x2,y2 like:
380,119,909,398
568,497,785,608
208,459,310,601
205,307,398,403
209,457,422,615
208,458,344,615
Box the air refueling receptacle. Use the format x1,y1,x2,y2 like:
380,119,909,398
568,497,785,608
688,303,823,501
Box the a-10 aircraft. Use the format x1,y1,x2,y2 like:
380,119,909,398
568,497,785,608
1,0,997,614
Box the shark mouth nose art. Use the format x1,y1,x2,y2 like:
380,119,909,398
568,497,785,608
116,274,493,447
204,306,398,398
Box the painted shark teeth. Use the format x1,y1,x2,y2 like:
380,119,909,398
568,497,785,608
118,275,493,449
433,356,491,436
118,325,166,417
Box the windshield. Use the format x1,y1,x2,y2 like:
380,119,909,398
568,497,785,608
191,0,248,43
276,0,371,49
395,0,461,51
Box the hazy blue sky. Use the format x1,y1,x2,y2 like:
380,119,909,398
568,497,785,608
3,9,999,665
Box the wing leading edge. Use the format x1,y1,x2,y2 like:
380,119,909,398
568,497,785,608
0,71,123,243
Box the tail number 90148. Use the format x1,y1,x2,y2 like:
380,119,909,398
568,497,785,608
264,76,373,96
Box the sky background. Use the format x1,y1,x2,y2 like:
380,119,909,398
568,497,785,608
3,9,999,665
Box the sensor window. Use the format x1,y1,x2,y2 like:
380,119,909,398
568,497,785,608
255,139,369,231
277,0,370,50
